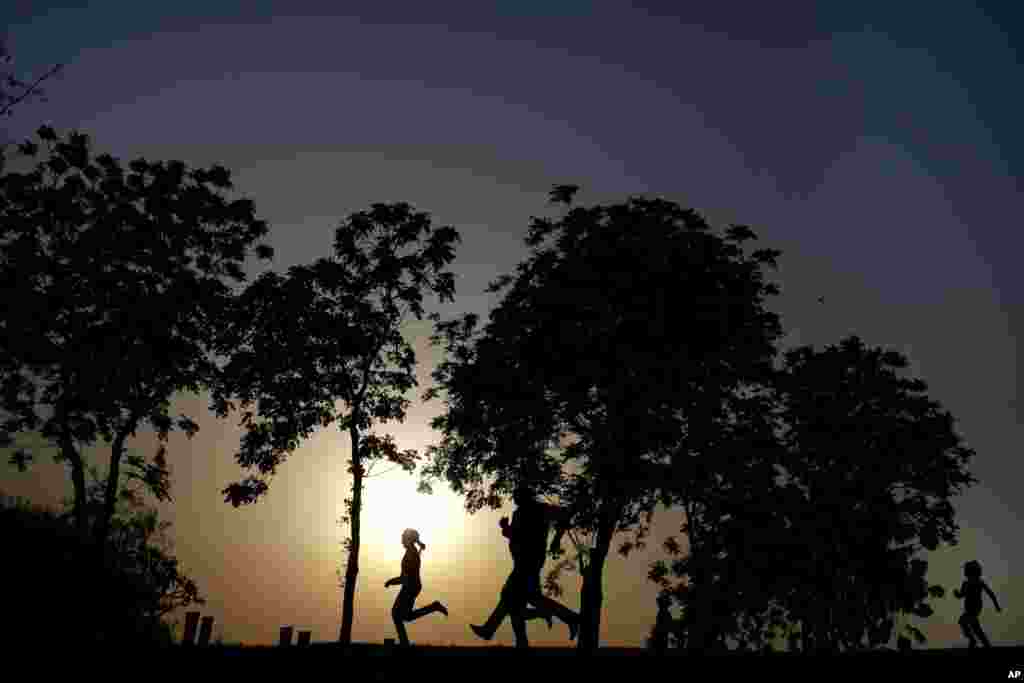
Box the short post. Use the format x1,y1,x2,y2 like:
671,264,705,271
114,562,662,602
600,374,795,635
198,616,215,646
297,631,311,647
182,611,200,646
279,625,294,647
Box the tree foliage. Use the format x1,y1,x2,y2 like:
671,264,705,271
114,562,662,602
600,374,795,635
423,185,783,650
2,485,203,647
0,126,273,551
648,380,789,652
651,336,977,652
211,201,459,644
773,337,975,651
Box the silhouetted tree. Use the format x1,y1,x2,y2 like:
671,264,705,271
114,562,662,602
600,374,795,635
0,126,273,556
74,462,205,635
774,337,976,651
1,486,203,647
423,186,782,652
652,336,977,652
210,202,459,646
649,382,792,652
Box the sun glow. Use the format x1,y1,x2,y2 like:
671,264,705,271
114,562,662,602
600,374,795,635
357,467,475,571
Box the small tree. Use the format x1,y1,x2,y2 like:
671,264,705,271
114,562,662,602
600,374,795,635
772,336,976,651
1,484,203,646
72,463,205,637
649,382,792,652
424,186,782,651
211,202,459,645
651,335,978,652
0,126,273,555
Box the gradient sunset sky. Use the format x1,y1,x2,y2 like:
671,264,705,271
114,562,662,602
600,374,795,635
2,1,1021,648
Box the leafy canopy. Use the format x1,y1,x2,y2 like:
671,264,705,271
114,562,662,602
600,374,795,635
651,336,978,651
424,187,783,523
212,202,460,505
0,125,272,509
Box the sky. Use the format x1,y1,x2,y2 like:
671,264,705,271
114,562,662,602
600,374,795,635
2,1,1021,649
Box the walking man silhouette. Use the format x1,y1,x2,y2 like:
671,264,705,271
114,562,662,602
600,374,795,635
470,482,580,647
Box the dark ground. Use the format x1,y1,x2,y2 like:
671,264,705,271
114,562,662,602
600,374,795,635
83,643,1023,679
170,641,1024,663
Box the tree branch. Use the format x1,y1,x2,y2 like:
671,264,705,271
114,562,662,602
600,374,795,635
0,62,63,117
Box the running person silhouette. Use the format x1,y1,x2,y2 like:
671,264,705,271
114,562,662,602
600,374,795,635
953,559,1001,649
650,593,684,654
470,482,579,647
385,528,448,647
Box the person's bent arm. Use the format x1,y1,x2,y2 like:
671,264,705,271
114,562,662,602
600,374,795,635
984,582,1002,611
548,504,571,555
542,502,572,525
549,527,566,556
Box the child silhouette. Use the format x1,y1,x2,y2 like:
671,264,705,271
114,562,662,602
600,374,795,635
651,593,679,655
953,560,1001,649
385,528,448,647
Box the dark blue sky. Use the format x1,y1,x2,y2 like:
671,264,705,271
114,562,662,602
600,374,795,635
3,1,1021,648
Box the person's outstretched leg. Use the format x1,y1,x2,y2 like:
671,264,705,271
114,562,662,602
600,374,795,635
392,614,410,646
407,600,448,620
532,593,579,639
471,573,514,640
497,567,530,647
392,591,413,647
475,603,549,634
510,609,529,648
959,614,977,648
972,618,992,647
521,607,553,629
523,568,575,635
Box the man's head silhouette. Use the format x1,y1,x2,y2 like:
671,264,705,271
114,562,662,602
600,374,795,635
512,482,534,507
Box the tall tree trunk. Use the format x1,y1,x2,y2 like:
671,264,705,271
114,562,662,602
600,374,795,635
687,562,709,653
61,416,107,640
577,506,614,653
338,427,363,646
57,389,89,541
65,433,88,539
814,586,833,653
93,432,128,561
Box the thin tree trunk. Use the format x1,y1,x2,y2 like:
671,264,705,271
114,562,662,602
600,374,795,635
687,562,709,653
814,589,832,653
338,427,363,646
66,433,88,538
93,432,128,561
577,506,614,653
57,388,90,541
